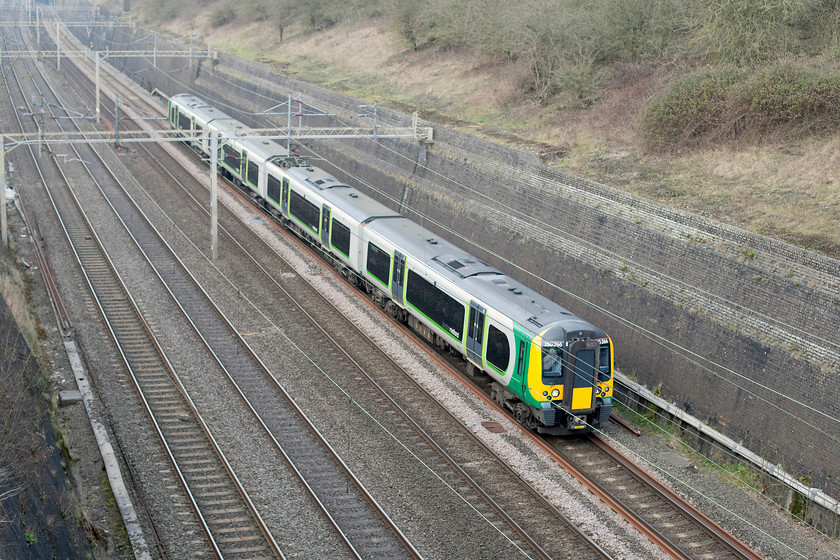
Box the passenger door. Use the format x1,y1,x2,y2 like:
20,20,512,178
321,205,331,246
563,339,599,411
281,177,290,215
466,302,486,366
391,251,406,303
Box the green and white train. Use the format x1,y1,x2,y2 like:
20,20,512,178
169,93,614,434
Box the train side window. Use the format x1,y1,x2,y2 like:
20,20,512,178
366,242,391,286
331,219,351,257
178,113,190,131
289,189,320,233
406,270,464,342
599,345,611,381
486,325,510,372
223,145,241,170
267,174,282,204
517,341,526,377
542,347,564,385
247,159,259,188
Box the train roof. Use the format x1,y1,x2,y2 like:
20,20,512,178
365,216,602,336
286,166,401,223
233,136,288,162
171,94,246,135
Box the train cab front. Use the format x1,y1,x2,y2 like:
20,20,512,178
529,322,613,435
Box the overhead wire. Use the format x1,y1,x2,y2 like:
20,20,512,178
147,47,840,442
111,28,840,503
113,148,542,559
327,120,838,354
292,139,840,444
321,109,837,355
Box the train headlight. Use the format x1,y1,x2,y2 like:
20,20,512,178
551,389,560,398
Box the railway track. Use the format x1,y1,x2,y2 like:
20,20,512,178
25,26,428,560
550,435,763,560
222,104,768,559
4,25,283,560
56,52,426,560
64,43,612,560
10,13,771,560
83,42,765,558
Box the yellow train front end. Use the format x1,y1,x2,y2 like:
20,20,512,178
523,324,613,435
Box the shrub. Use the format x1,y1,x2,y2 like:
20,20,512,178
743,63,840,130
554,55,604,108
641,68,744,149
141,0,182,23
695,0,796,64
790,0,840,57
643,61,840,149
583,0,691,63
239,0,269,23
209,6,236,28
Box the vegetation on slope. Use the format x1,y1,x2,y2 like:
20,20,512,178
103,0,840,256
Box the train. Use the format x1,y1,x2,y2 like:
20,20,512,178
167,93,614,435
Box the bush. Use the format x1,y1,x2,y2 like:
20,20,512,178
789,0,840,57
141,0,182,23
209,6,236,28
583,0,691,63
642,62,840,149
239,0,269,22
744,63,840,129
694,0,796,64
641,68,744,149
554,55,605,108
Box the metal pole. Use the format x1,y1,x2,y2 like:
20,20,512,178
297,92,303,130
287,92,292,152
35,7,39,51
373,101,378,139
114,95,119,149
95,52,100,123
37,101,43,156
210,131,218,260
153,33,157,69
56,22,61,71
0,135,7,246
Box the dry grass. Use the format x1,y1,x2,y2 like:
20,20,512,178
0,254,42,354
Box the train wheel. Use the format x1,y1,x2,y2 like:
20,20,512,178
384,301,401,321
490,384,501,405
514,404,537,430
